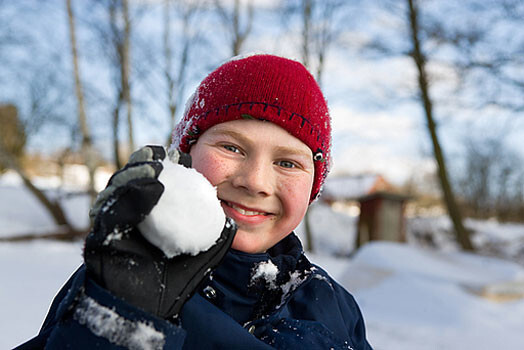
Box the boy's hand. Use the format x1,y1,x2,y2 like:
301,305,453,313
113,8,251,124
84,145,236,320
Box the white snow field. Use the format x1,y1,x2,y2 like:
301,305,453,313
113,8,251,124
0,240,83,349
1,172,524,349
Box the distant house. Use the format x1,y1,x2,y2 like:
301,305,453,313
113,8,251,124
322,174,409,249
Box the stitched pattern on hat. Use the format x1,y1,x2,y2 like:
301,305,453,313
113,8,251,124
187,101,327,150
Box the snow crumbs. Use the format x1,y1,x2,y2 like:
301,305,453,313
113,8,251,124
312,273,334,289
103,227,125,246
251,260,279,289
73,295,165,350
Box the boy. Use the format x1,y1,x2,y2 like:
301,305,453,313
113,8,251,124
17,55,372,349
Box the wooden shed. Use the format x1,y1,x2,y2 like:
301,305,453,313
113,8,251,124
321,174,409,249
356,191,409,248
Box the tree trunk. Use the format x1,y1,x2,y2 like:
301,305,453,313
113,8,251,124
300,0,315,251
66,0,97,202
108,1,123,169
113,95,122,169
301,0,312,69
215,0,253,56
163,0,176,133
303,208,315,252
163,0,193,145
407,0,473,251
316,49,324,88
122,0,134,153
232,0,241,56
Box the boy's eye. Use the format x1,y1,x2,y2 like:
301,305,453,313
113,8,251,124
278,160,296,169
223,144,240,153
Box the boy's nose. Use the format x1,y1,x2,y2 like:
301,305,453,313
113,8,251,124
231,159,273,197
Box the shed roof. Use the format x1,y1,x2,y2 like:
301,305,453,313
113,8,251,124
322,174,393,201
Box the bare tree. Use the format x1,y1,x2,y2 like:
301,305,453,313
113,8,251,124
405,1,522,116
66,0,98,201
214,0,254,56
457,134,524,222
164,0,176,132
283,0,345,87
460,0,523,113
87,0,136,169
358,0,477,250
392,1,523,226
405,0,473,250
109,0,134,164
121,0,134,153
163,0,203,140
0,2,86,238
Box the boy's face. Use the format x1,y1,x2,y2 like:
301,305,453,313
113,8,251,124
190,119,314,254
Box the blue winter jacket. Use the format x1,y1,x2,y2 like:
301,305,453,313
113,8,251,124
16,234,372,349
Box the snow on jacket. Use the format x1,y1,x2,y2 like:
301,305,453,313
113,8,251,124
16,233,373,349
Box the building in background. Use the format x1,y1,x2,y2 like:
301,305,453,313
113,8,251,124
322,174,409,248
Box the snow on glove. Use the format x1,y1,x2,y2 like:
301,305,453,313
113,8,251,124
84,145,237,320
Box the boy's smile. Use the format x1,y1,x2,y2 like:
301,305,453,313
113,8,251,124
189,119,314,253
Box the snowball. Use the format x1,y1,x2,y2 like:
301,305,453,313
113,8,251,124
137,159,226,258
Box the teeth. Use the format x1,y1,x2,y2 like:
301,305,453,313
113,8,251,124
230,203,265,216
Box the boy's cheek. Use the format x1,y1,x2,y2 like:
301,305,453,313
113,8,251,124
191,151,228,186
283,166,314,198
278,178,311,229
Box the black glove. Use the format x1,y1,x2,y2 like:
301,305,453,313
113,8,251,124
84,145,237,320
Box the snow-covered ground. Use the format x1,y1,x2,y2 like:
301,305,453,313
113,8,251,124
310,244,524,349
0,240,83,348
2,172,524,349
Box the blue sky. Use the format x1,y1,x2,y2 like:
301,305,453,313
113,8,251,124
2,0,522,186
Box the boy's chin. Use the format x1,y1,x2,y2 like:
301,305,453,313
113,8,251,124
230,230,290,254
230,234,265,254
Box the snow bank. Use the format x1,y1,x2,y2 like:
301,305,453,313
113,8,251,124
332,242,524,350
138,159,226,258
407,215,524,265
0,240,83,349
351,241,524,286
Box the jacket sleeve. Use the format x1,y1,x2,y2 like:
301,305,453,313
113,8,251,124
15,265,186,350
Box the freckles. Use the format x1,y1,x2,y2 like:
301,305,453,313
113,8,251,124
193,153,228,186
282,176,312,198
279,177,310,209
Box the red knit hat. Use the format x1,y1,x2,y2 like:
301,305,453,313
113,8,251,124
172,54,331,203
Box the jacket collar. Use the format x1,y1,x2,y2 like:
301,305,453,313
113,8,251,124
210,233,313,323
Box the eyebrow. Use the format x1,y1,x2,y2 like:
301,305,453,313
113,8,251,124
210,128,313,159
274,145,313,159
